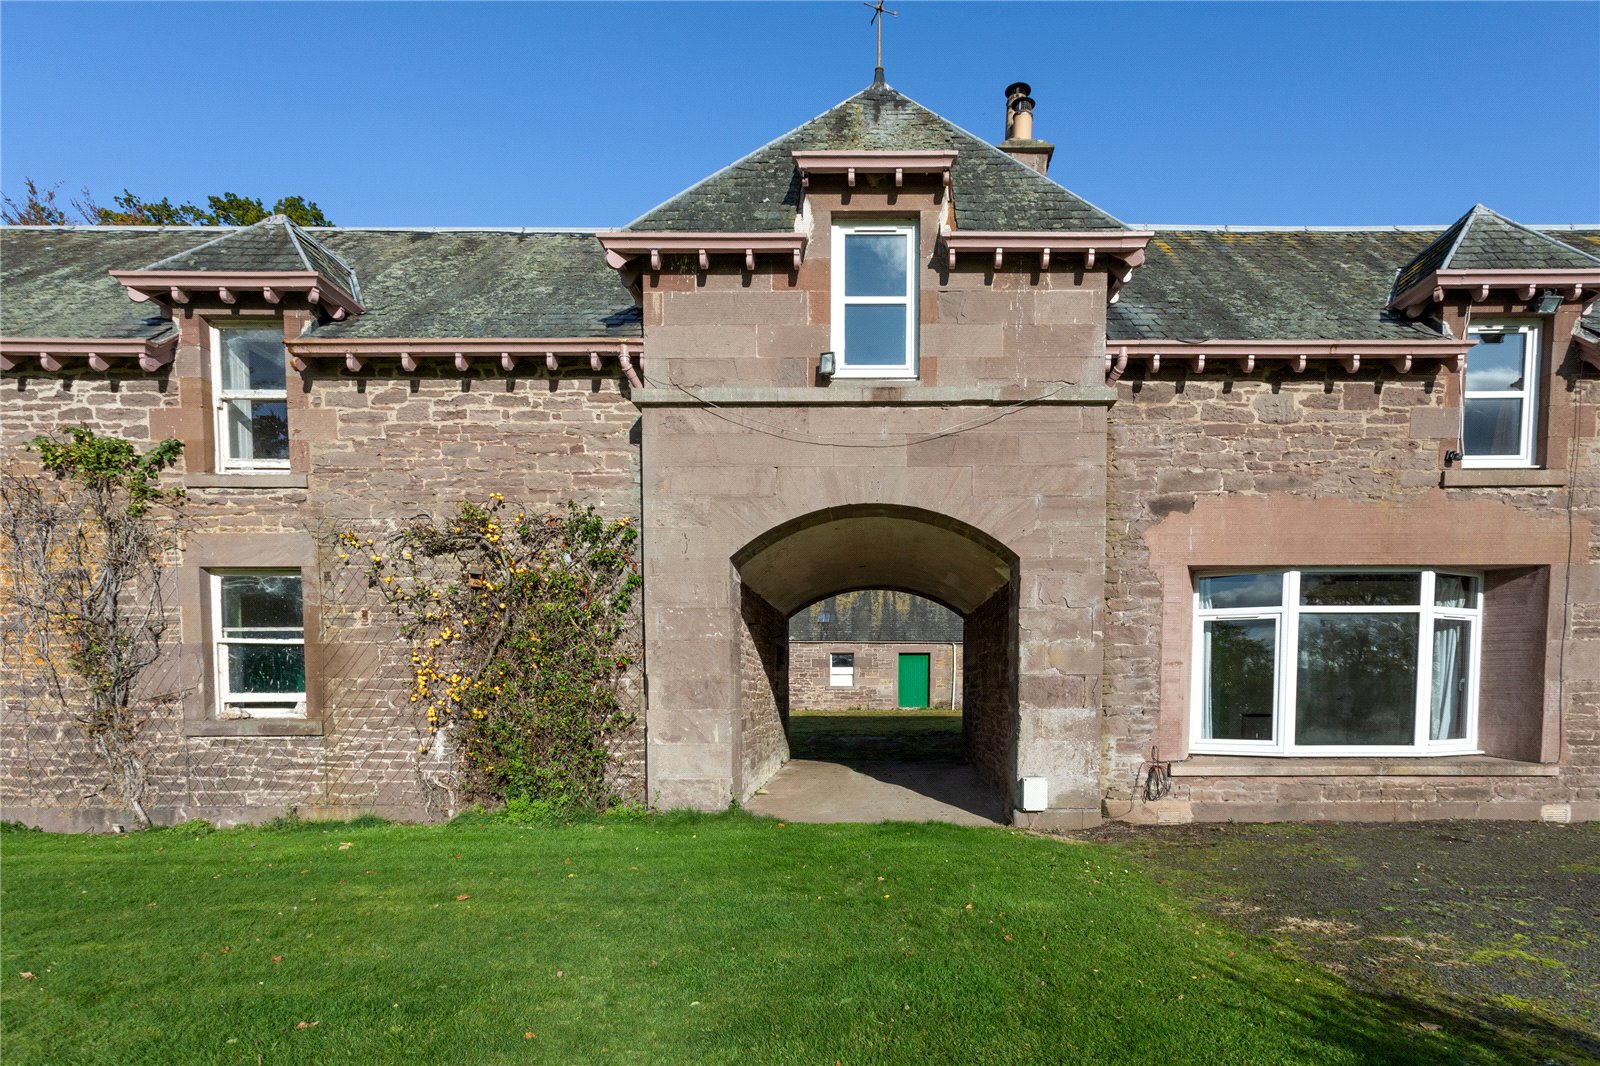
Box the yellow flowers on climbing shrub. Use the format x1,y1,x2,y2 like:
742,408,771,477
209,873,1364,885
339,498,641,811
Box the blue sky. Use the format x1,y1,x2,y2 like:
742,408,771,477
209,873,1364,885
2,2,1596,228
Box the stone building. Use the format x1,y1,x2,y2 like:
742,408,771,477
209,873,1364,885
788,592,964,711
4,75,1598,830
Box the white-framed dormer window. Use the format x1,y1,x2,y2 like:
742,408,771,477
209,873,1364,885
1191,569,1481,757
211,571,306,718
1462,319,1539,468
829,652,855,687
830,221,917,378
212,322,290,471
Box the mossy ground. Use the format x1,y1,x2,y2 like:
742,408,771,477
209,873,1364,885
1082,819,1600,1064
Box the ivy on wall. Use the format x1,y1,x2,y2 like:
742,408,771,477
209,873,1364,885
1,429,186,826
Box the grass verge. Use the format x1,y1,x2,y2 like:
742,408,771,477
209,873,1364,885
1,813,1516,1065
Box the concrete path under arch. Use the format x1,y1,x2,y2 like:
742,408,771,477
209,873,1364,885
744,759,1007,826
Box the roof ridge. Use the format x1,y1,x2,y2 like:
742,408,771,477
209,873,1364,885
284,220,364,301
1468,203,1600,267
622,82,884,231
883,84,1129,230
134,219,263,269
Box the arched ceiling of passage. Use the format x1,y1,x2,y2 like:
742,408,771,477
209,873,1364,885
734,506,1016,617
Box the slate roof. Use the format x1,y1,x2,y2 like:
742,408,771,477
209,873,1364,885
0,228,641,341
1109,229,1451,341
140,215,363,303
627,79,1125,234
1391,205,1600,301
788,591,963,642
1,228,212,340
308,231,639,340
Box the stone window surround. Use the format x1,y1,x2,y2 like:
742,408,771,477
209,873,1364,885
1437,297,1593,487
1147,493,1584,769
172,306,314,487
178,532,324,737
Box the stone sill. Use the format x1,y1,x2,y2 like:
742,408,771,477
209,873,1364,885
184,473,309,490
1171,755,1557,778
185,719,324,738
630,384,1117,407
1441,468,1566,488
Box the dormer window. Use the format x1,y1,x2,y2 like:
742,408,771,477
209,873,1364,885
213,322,290,471
1462,320,1538,468
831,221,917,378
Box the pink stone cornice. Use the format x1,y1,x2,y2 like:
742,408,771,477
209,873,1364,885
1390,268,1600,317
0,334,178,373
1104,337,1474,381
109,270,365,320
790,150,958,194
943,231,1153,270
284,336,643,386
596,233,807,273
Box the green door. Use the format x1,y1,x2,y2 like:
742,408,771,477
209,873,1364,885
897,653,931,709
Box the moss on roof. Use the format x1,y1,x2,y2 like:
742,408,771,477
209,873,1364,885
1,228,211,340
626,80,1125,234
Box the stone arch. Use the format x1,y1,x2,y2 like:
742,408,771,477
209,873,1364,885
730,504,1021,803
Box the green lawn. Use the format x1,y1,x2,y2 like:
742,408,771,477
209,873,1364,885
787,709,963,762
1,814,1505,1065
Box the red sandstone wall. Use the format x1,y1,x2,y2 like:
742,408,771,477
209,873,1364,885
1103,359,1599,823
2,325,643,829
787,642,962,710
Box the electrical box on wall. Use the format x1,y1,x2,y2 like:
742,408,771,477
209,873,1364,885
1019,777,1048,812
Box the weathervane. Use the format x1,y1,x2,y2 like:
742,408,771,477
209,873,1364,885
864,0,898,73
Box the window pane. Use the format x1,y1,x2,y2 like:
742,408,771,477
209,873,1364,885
226,399,289,462
221,575,303,631
830,653,854,669
844,304,908,366
844,233,907,297
227,643,306,695
1465,331,1527,392
220,328,287,391
1463,398,1524,457
1203,619,1276,741
1434,574,1473,609
1300,573,1420,607
1430,619,1470,742
1199,573,1283,610
1295,613,1418,745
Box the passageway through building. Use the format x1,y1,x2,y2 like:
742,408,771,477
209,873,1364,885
732,505,1019,823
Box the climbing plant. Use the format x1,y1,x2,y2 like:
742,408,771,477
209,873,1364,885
0,428,187,827
339,497,642,811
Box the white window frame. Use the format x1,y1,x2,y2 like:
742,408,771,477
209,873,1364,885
830,221,918,378
211,320,290,473
1190,568,1482,757
211,569,307,719
829,652,855,687
1461,319,1539,469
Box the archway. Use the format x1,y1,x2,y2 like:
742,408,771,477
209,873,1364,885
731,505,1020,812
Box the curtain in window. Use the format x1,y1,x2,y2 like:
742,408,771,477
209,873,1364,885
1430,619,1467,741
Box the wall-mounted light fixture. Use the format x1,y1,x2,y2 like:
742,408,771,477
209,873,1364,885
818,351,836,377
1535,289,1562,315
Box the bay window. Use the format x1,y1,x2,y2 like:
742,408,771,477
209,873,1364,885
1462,320,1538,467
1193,569,1480,756
213,322,290,471
830,221,917,377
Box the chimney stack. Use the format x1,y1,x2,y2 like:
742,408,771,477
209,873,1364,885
1000,81,1054,177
